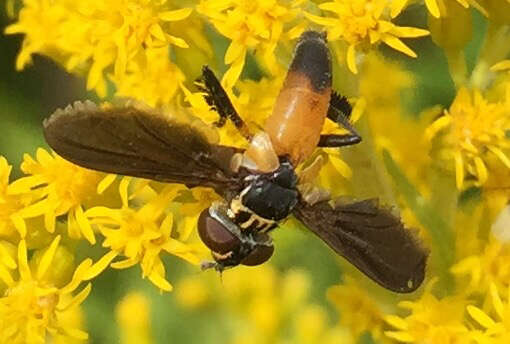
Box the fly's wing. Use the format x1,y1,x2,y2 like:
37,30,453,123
293,198,427,293
43,101,243,196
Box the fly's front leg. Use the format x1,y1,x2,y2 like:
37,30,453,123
196,66,252,140
318,92,362,148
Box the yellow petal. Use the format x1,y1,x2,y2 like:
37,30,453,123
18,240,31,280
384,331,414,342
454,151,465,189
350,97,365,123
491,60,510,71
149,24,167,42
37,235,61,280
119,177,131,208
391,0,409,18
390,26,430,38
82,250,118,280
148,270,173,292
347,44,358,74
7,175,45,194
381,35,417,57
467,305,495,329
489,283,504,319
61,259,92,294
326,151,352,179
0,265,14,286
11,214,27,238
303,12,338,26
166,34,189,48
0,244,16,269
222,50,246,89
62,327,89,341
58,283,92,311
225,41,245,65
473,156,487,185
111,257,138,269
97,174,117,194
75,205,96,245
488,145,510,169
159,8,193,21
384,315,409,330
425,0,441,18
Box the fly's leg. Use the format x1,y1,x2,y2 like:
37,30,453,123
318,92,362,147
196,66,252,140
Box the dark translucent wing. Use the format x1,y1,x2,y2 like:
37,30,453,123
293,198,427,293
43,101,243,196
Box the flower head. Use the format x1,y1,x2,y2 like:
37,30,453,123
0,236,115,344
86,180,200,291
7,149,111,243
0,157,32,239
5,0,192,97
305,0,429,73
327,276,388,342
467,283,510,343
451,238,510,298
197,0,303,87
114,47,185,107
425,87,510,189
385,280,470,343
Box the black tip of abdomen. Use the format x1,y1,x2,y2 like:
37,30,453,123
289,30,331,92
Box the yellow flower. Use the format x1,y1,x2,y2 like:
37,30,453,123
175,274,212,309
8,149,111,244
116,292,154,344
0,156,32,239
451,238,510,298
467,283,510,343
114,47,185,107
425,87,510,189
5,0,192,97
385,280,471,343
197,0,303,88
492,60,510,73
327,276,388,342
86,180,200,292
305,0,429,74
0,236,116,344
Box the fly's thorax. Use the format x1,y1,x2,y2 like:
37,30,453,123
230,158,299,230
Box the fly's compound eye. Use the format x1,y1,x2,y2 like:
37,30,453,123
198,208,240,254
241,233,274,266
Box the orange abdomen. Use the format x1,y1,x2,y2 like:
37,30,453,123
264,31,332,166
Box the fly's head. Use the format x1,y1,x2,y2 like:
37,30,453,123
198,202,274,271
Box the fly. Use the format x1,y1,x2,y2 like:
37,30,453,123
43,31,427,293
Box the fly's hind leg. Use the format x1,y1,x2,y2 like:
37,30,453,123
318,92,362,148
196,66,252,140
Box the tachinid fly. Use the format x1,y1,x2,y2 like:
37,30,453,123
43,30,427,293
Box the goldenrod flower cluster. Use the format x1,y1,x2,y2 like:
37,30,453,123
3,0,510,343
